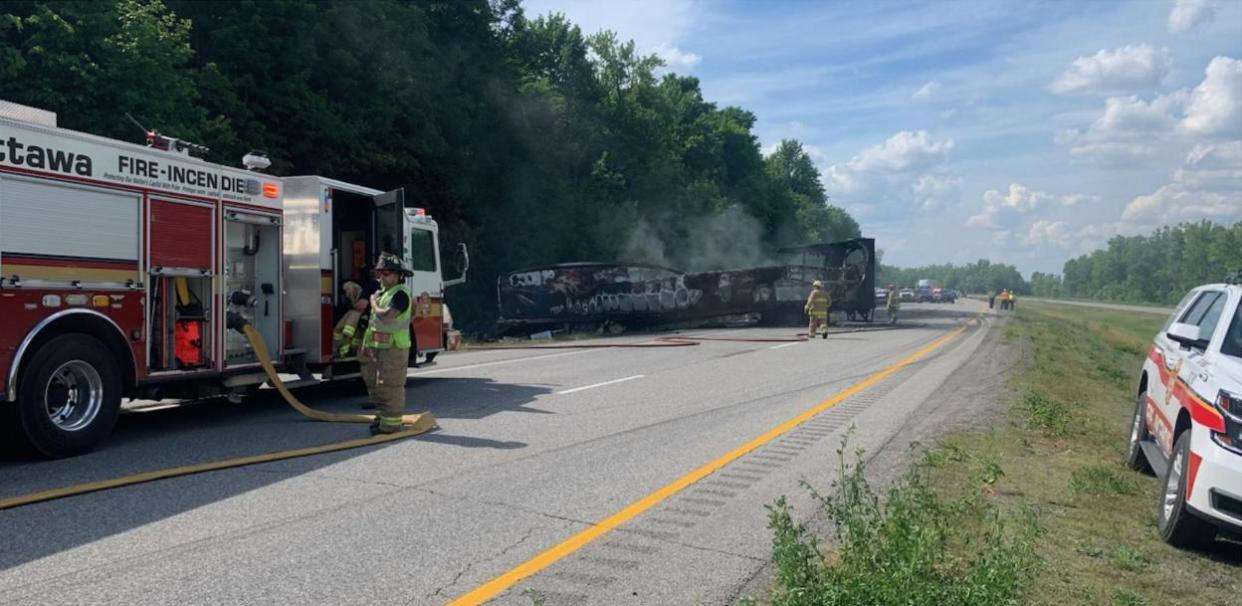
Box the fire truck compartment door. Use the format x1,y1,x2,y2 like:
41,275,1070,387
0,176,140,285
373,188,404,262
150,199,213,270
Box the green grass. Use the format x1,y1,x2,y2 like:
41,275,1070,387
1069,464,1140,497
759,301,1242,606
760,436,1041,606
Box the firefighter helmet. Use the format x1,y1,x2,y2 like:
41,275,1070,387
812,280,824,288
375,252,414,277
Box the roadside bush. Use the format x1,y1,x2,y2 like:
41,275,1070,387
1017,390,1071,437
764,440,1041,606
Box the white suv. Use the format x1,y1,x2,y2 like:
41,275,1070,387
1127,281,1242,549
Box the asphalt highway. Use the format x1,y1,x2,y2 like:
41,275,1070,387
0,301,992,605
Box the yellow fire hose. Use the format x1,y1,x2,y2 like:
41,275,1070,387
241,324,437,431
0,325,435,511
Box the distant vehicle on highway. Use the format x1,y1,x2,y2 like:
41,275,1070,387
899,288,915,302
933,288,957,303
1128,279,1242,550
915,287,933,303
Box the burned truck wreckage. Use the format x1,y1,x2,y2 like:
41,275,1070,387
497,238,875,333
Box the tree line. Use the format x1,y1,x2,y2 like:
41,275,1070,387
0,0,860,331
877,259,1029,295
1032,221,1242,304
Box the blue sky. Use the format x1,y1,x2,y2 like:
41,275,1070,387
522,0,1242,275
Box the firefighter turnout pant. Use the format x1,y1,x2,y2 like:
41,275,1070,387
808,311,828,337
360,350,379,409
360,346,410,427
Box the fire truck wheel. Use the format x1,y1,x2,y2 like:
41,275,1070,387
1157,430,1216,550
17,334,122,458
424,352,438,364
1125,390,1153,474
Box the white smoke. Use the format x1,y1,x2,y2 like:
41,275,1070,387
622,206,776,272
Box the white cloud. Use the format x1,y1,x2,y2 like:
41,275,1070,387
832,130,953,178
1123,185,1242,225
1169,0,1216,34
1182,56,1242,136
1049,44,1172,96
1060,193,1100,206
912,81,941,100
1058,56,1241,163
655,44,702,71
966,183,1092,229
1023,220,1073,247
1122,140,1242,227
825,131,957,217
912,174,961,210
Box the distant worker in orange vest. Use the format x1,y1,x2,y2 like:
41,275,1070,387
805,280,830,339
999,289,1010,311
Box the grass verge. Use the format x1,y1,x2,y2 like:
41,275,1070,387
760,301,1240,605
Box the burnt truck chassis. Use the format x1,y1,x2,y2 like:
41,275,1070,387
497,238,875,333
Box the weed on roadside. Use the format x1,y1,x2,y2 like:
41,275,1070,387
1109,545,1149,572
1069,464,1140,497
764,437,1041,606
1110,589,1147,606
1017,390,1071,437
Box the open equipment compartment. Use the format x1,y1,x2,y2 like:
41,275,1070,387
223,210,282,366
282,176,404,367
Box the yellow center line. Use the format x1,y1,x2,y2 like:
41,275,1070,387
447,312,982,605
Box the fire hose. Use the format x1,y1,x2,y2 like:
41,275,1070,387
239,322,437,432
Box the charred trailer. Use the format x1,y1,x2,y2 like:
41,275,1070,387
772,237,876,323
497,264,706,333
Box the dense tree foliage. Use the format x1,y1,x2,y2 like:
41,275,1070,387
878,259,1029,295
0,0,859,330
1039,221,1242,304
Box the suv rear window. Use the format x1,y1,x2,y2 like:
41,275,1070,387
1180,291,1222,325
1164,290,1200,331
1179,291,1227,342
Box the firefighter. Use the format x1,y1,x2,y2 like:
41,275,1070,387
359,253,415,434
805,280,830,339
332,281,364,358
886,283,901,324
354,265,384,410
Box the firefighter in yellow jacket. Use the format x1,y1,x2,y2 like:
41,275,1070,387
359,253,415,435
805,280,831,339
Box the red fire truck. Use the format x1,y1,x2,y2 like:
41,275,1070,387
0,100,466,457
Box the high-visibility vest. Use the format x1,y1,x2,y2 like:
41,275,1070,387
363,284,412,349
807,291,829,318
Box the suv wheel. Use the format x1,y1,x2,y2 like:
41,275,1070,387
1125,391,1153,474
1157,430,1216,550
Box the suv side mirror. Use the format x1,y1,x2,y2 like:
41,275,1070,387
1167,322,1209,350
444,242,469,287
